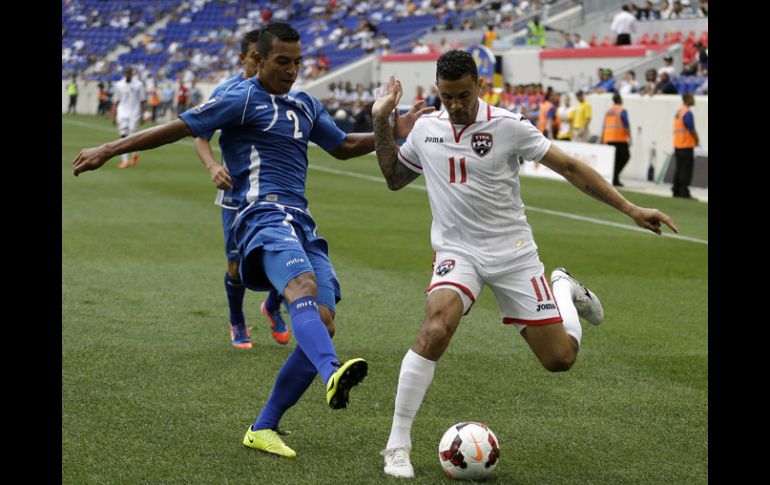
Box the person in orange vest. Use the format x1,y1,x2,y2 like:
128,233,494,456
537,92,557,139
672,92,699,198
483,25,498,47
601,93,632,187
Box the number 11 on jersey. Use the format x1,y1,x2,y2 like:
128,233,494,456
448,156,467,184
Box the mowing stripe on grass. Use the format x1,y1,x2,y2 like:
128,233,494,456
63,118,707,246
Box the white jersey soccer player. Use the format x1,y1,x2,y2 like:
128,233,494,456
372,51,678,479
397,100,559,326
112,67,146,168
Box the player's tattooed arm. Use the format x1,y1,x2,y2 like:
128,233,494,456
373,115,419,190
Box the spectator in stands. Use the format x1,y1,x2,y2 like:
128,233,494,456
658,56,676,79
658,0,672,19
483,25,497,48
592,69,617,94
556,94,575,141
572,90,592,142
355,83,374,105
425,85,441,110
175,79,189,115
149,86,161,122
671,92,699,198
67,75,79,114
611,4,638,45
601,93,632,187
638,1,659,20
537,91,557,140
655,71,678,94
375,33,392,56
669,0,695,18
411,40,431,54
481,84,501,107
437,37,450,54
97,82,109,116
527,15,548,48
640,69,658,96
695,0,708,17
562,32,575,48
616,70,640,95
414,85,425,104
324,82,341,113
573,33,589,48
188,79,203,108
695,76,707,95
160,82,174,118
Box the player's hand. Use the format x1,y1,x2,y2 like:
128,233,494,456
629,206,678,235
72,146,111,176
372,75,403,119
209,164,233,190
394,99,436,139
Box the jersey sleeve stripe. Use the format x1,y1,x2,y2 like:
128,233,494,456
398,150,423,173
502,316,564,325
241,85,254,125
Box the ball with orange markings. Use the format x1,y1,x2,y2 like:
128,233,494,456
438,421,499,480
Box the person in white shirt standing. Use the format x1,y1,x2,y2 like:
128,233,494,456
610,4,638,45
371,50,679,479
112,67,146,168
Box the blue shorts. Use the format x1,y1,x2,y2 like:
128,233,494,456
234,202,341,311
222,207,240,262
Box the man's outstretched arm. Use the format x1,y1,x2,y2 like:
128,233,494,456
73,119,192,176
540,143,678,235
371,76,422,191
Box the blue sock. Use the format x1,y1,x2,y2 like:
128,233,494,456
264,288,281,314
288,296,338,382
252,346,317,431
224,272,246,326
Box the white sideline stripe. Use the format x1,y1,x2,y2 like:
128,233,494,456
64,118,708,245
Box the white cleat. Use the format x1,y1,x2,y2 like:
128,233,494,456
551,267,605,325
382,446,415,478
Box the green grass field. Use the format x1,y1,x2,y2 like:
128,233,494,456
62,114,707,484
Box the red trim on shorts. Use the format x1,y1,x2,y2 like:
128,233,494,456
502,316,563,326
427,281,476,302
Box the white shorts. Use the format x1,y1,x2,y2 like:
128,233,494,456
117,115,140,137
426,250,563,332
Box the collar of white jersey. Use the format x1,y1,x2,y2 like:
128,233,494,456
437,98,491,124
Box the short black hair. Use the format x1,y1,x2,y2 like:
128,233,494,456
257,22,300,57
436,50,478,82
612,93,622,104
241,29,261,54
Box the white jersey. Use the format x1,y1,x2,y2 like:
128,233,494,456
398,100,551,271
113,78,146,120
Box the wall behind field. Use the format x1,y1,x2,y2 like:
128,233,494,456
584,92,708,180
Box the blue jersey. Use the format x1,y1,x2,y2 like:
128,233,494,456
198,73,249,142
180,78,346,210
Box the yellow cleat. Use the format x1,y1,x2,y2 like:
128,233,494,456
242,427,297,458
325,358,368,409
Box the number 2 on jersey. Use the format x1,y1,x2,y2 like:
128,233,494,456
448,156,467,184
286,110,304,139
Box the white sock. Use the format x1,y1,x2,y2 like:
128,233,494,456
121,153,129,163
385,349,436,450
552,279,582,346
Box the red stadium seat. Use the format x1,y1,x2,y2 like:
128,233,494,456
699,31,708,48
589,34,597,47
651,32,660,45
639,32,650,46
599,35,611,47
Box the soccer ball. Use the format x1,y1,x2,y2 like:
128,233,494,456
438,422,500,480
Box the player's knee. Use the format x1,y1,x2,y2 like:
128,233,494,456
285,273,318,300
541,352,576,372
418,319,452,347
226,262,240,282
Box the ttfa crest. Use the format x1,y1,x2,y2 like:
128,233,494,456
471,133,493,157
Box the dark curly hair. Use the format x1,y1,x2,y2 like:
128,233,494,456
436,50,478,82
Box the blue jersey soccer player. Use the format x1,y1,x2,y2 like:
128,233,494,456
192,29,290,349
73,21,434,458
